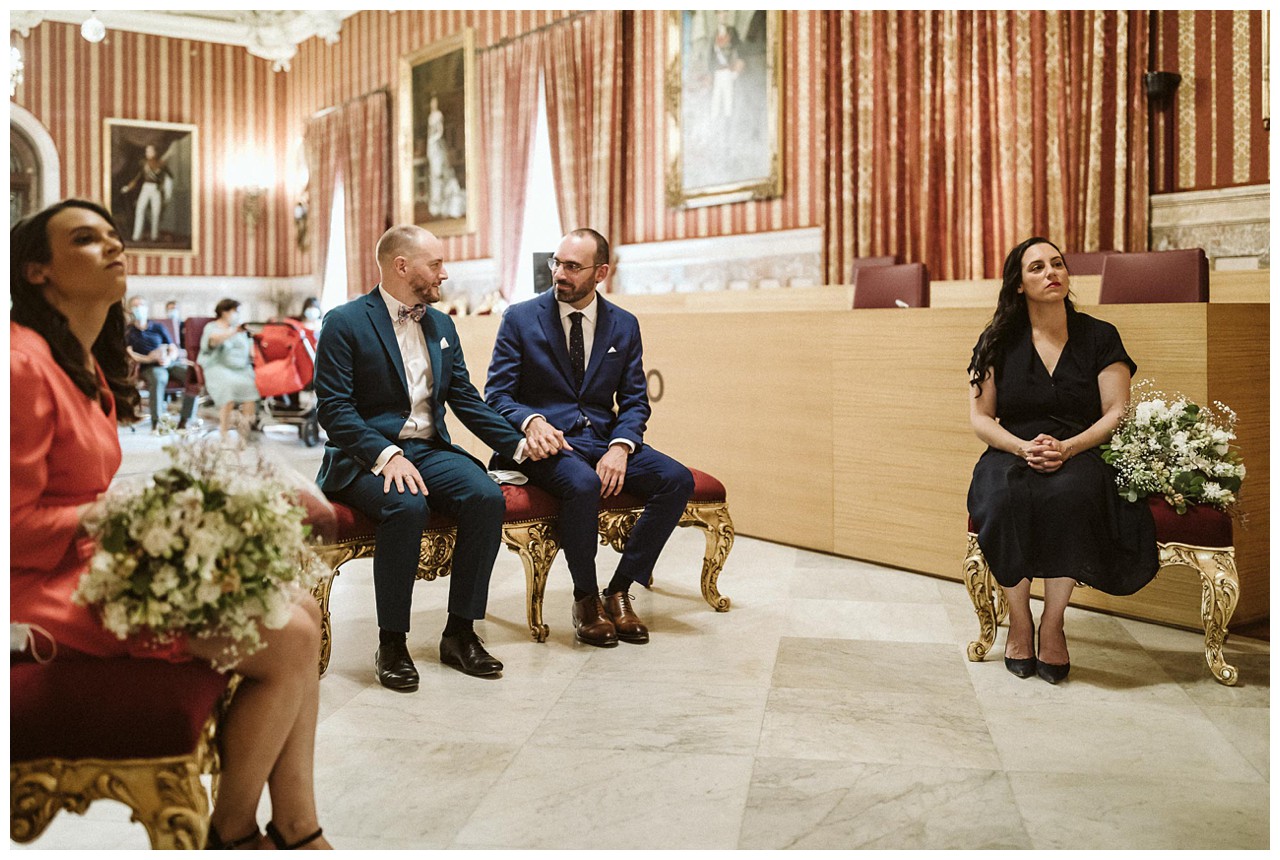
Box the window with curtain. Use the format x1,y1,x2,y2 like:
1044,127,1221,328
511,76,565,304
321,177,348,311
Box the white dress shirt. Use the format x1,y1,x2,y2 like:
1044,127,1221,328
523,294,634,453
372,292,528,475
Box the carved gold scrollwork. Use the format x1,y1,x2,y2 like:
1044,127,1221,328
680,502,735,612
416,531,457,581
311,540,376,675
1159,542,1241,686
963,533,998,662
10,757,209,849
502,521,561,642
597,509,642,554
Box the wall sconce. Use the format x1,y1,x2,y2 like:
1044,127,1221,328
228,152,274,229
293,190,310,252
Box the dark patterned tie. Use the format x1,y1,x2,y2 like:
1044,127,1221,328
396,303,426,325
568,311,585,390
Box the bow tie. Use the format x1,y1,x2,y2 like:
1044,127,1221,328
396,303,426,325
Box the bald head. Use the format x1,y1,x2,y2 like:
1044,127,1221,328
376,225,435,271
376,224,448,306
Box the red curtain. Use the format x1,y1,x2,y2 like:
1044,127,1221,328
342,90,392,298
479,36,541,299
542,12,624,259
303,90,392,299
825,10,1149,283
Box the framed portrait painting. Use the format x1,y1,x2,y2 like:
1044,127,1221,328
398,29,477,236
103,119,198,256
666,10,783,209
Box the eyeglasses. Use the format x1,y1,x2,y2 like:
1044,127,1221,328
547,257,602,274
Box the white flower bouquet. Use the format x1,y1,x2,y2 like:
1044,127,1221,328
74,440,326,670
1101,380,1246,514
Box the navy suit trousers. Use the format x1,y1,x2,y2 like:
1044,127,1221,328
329,437,505,632
505,433,694,594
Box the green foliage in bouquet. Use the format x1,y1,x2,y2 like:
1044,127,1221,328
73,440,326,670
1101,380,1246,515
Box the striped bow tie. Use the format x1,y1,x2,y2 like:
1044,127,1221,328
396,303,426,325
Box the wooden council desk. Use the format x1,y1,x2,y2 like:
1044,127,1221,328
448,296,1268,630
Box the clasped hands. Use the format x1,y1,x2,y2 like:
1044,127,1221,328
525,416,627,497
1019,434,1071,474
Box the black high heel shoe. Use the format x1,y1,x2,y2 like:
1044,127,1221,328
1003,626,1037,678
1035,629,1070,684
266,821,325,850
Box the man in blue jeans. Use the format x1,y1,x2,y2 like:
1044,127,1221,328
125,295,195,429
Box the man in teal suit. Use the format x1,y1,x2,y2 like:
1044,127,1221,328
314,225,543,689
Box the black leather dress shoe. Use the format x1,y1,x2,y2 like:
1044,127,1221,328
440,630,503,677
375,641,419,692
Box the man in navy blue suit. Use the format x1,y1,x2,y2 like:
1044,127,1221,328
314,225,544,689
486,228,694,647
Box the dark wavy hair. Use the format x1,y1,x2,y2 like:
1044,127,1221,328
967,236,1076,396
10,199,140,423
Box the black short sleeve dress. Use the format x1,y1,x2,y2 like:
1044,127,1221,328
966,309,1158,595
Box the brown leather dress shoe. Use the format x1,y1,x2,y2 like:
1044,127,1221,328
572,594,618,647
602,590,649,644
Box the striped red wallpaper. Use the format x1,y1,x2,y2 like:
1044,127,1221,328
11,22,295,278
1153,10,1268,191
12,10,1266,279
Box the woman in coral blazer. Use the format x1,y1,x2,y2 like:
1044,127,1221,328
10,200,331,850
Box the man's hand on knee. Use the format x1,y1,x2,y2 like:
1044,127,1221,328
382,453,429,496
597,444,629,497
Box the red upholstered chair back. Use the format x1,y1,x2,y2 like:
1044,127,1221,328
1098,248,1209,304
852,262,930,309
1064,250,1116,276
183,316,214,362
850,255,901,284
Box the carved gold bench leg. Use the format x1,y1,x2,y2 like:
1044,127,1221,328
1159,542,1241,686
682,502,735,612
964,533,999,662
11,757,210,849
312,545,363,677
501,522,560,642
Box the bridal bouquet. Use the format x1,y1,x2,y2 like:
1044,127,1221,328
1101,380,1246,514
74,440,326,669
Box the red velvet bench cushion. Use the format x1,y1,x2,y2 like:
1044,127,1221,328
967,496,1232,547
327,468,726,543
10,656,228,763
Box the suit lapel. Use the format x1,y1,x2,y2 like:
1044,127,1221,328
538,291,576,386
421,311,443,397
366,287,409,400
581,295,616,392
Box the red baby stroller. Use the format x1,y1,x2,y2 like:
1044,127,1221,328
250,319,322,446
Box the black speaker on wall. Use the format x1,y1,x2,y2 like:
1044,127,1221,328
1144,71,1182,107
533,252,554,294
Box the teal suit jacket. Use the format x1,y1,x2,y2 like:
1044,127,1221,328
313,286,522,493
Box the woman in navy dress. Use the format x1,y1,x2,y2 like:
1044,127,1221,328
967,237,1158,683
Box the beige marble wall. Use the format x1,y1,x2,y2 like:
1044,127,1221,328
1150,184,1270,269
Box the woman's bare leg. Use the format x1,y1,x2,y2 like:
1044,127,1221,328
1002,579,1034,660
187,601,329,848
1038,577,1075,665
217,401,234,436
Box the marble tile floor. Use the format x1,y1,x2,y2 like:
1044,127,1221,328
16,427,1271,850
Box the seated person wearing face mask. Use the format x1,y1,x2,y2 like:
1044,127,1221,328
125,295,196,430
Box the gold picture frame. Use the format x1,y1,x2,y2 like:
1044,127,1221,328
103,118,199,256
398,29,477,236
665,10,783,209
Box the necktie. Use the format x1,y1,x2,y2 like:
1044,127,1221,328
396,303,426,325
568,311,585,390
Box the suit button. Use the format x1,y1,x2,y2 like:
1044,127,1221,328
400,411,410,418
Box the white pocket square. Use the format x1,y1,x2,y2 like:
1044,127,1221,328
440,337,450,348
607,346,617,354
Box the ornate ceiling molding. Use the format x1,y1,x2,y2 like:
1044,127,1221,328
9,11,354,71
